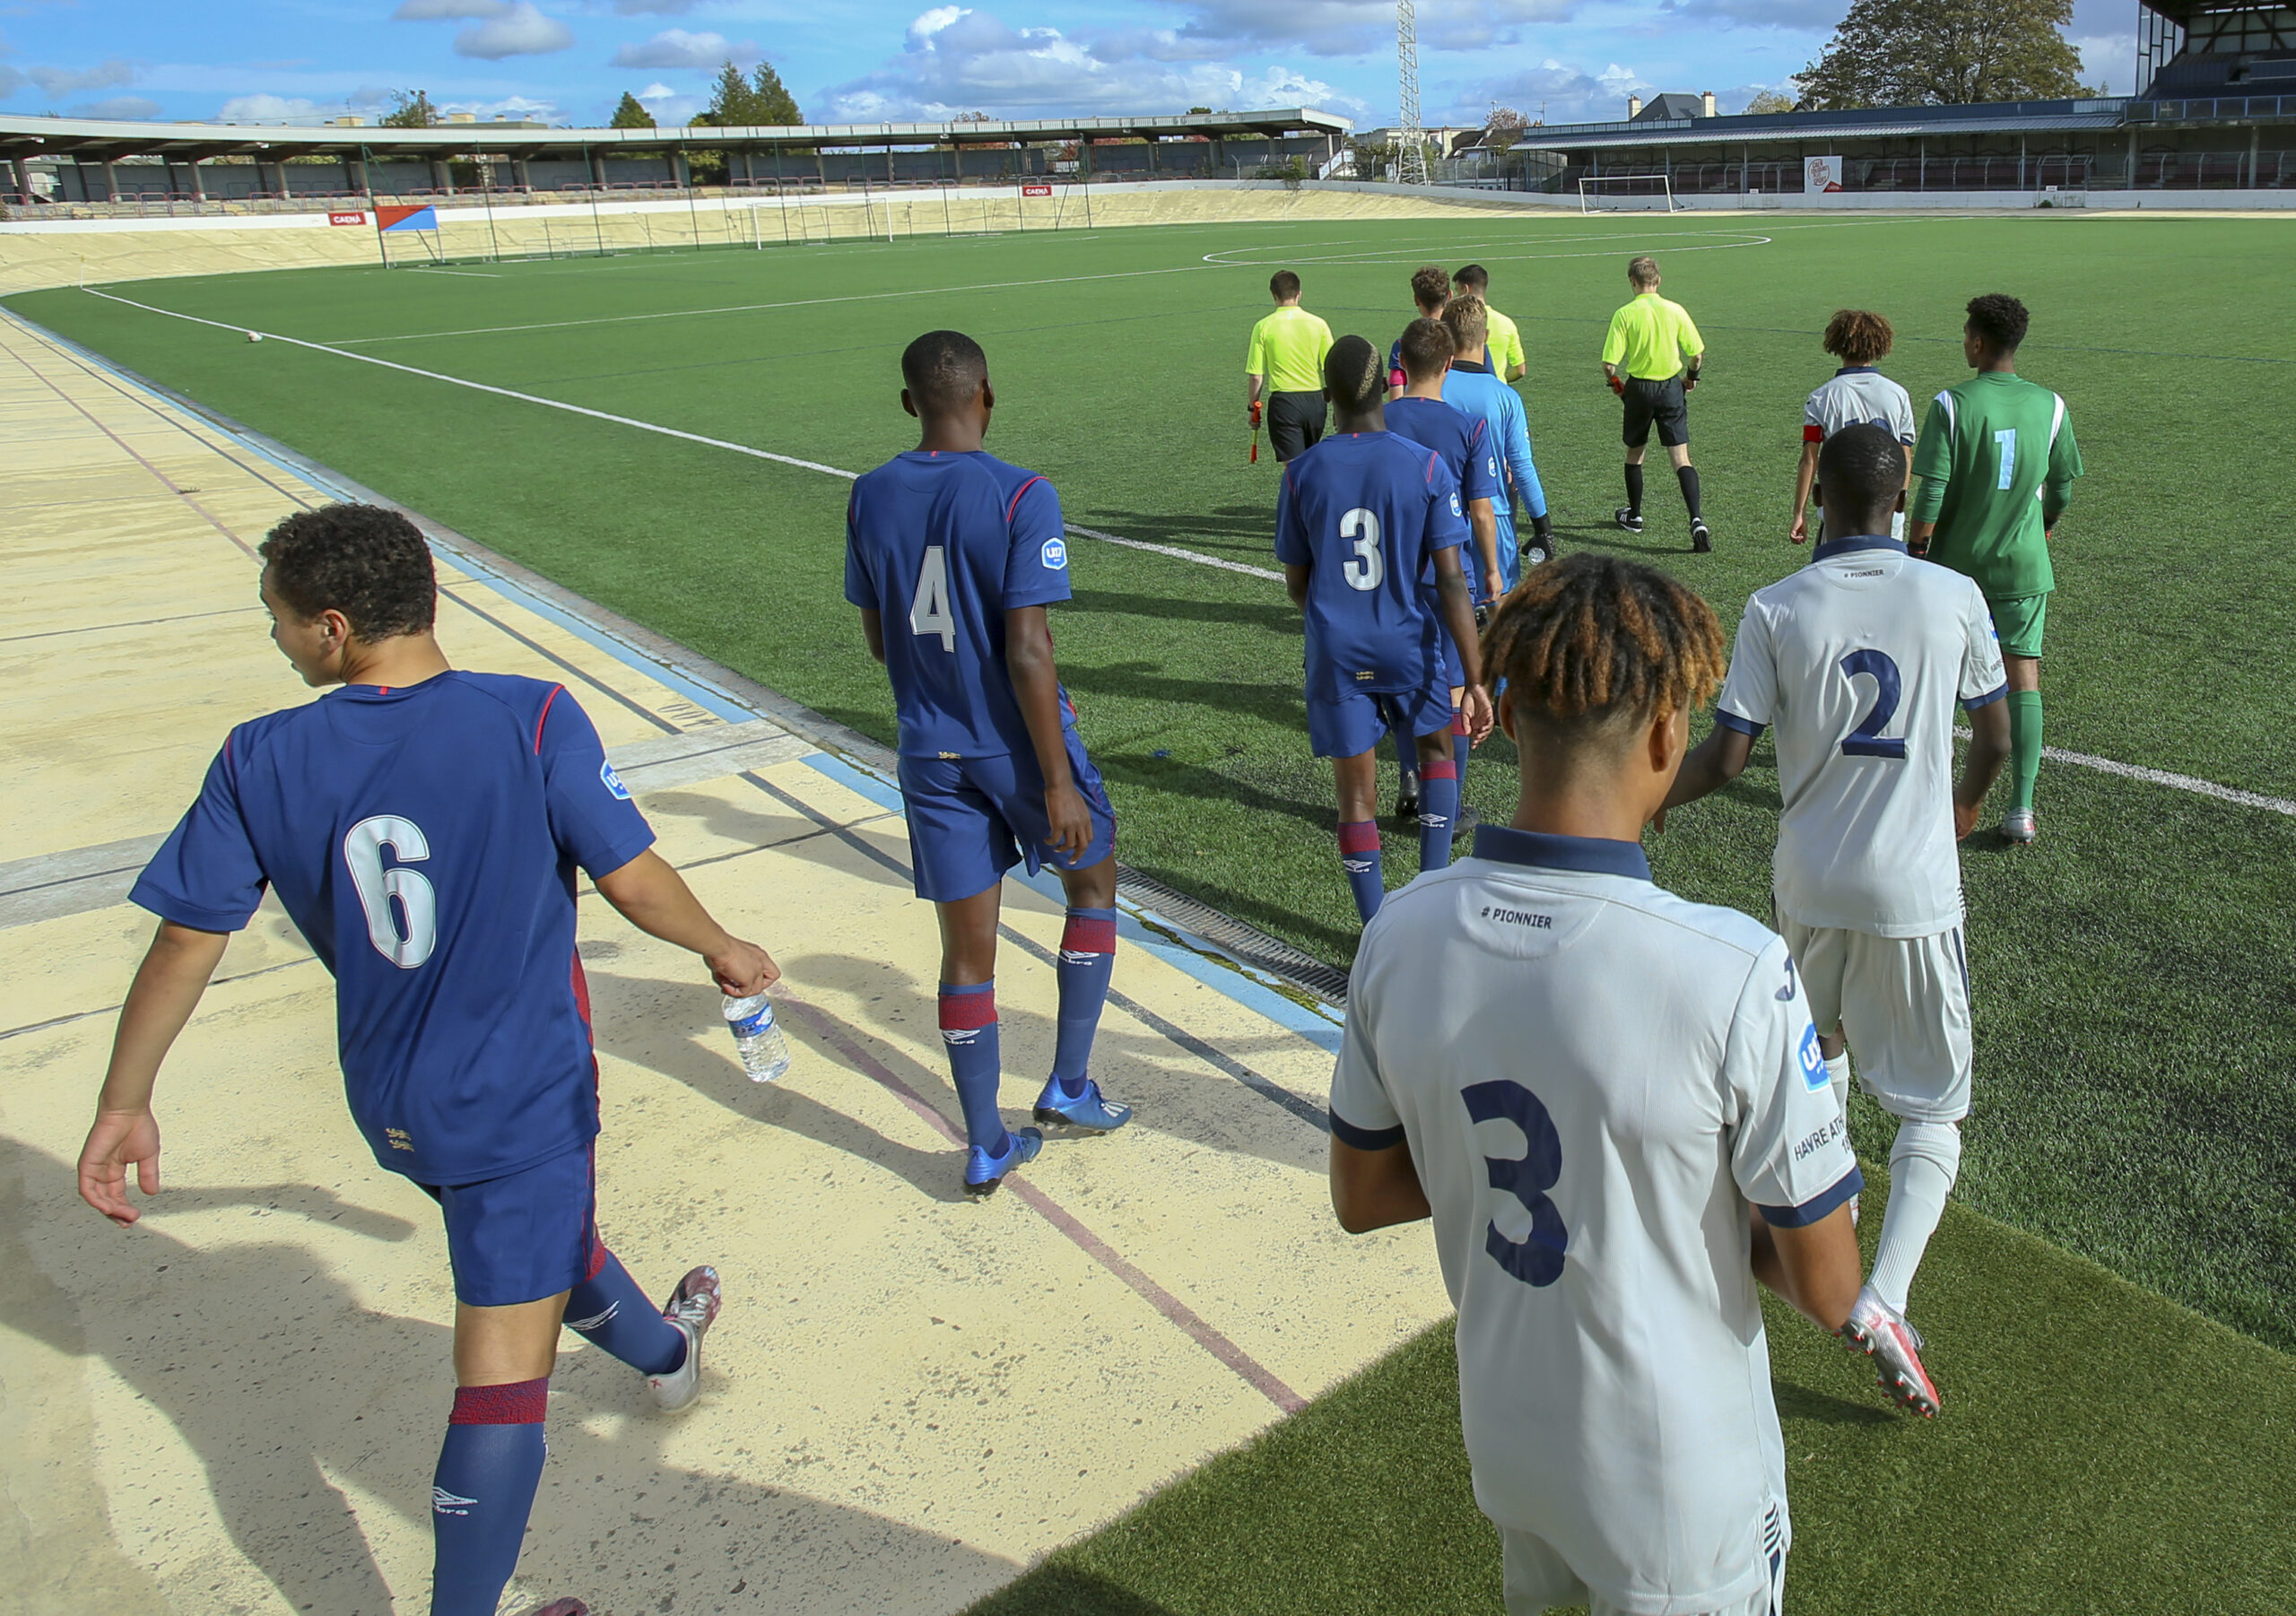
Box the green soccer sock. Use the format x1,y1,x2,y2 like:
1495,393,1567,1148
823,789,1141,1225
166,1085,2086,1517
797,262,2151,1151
2008,690,2044,812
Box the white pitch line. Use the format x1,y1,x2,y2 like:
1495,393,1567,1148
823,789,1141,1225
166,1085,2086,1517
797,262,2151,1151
81,286,1269,582
82,285,2296,824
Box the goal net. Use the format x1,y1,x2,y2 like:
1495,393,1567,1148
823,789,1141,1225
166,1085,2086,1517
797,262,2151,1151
1578,175,1680,213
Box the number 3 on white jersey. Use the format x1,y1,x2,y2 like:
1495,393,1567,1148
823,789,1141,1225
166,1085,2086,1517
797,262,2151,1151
344,815,437,969
909,544,957,651
1339,508,1384,592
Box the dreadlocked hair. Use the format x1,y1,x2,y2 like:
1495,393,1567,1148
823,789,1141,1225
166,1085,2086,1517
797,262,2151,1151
1822,308,1893,366
1482,552,1726,743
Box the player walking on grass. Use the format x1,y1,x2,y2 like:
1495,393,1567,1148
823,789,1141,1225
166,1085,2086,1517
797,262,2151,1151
1440,295,1554,580
1451,263,1526,382
1665,426,2013,1419
1278,335,1494,922
846,330,1132,1197
77,504,774,1616
1908,293,2083,845
1602,256,1710,552
1384,315,1503,829
1387,263,1455,397
1246,269,1335,463
1790,309,1914,545
1330,552,1862,1616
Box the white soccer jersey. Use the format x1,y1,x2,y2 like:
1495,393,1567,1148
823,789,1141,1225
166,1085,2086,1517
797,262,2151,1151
1802,366,1915,447
1332,829,1860,1616
1716,537,2008,937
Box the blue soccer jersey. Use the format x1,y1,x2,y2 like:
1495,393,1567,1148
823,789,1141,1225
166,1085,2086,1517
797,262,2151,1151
845,449,1073,759
130,673,656,1186
1274,431,1470,701
1385,394,1500,599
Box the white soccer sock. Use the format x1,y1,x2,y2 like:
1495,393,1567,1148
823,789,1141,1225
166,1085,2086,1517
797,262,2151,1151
1869,1119,1962,1315
1824,1052,1851,1116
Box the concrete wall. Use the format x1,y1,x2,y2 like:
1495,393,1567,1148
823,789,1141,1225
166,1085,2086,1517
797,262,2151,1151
1660,187,2296,210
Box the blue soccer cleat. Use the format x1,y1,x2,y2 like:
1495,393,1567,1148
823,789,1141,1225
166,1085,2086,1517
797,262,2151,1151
964,1126,1042,1196
1032,1077,1134,1134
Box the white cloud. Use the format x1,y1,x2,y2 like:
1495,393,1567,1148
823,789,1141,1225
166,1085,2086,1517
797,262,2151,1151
613,0,697,10
456,3,575,57
1447,56,1652,126
610,28,754,69
820,8,1358,121
219,92,337,121
70,95,161,120
439,91,566,119
395,0,511,16
635,79,703,123
2068,32,2128,94
30,57,135,95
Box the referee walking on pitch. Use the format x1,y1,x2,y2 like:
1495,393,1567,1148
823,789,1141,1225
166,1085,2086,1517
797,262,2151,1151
1247,270,1335,462
1602,256,1711,552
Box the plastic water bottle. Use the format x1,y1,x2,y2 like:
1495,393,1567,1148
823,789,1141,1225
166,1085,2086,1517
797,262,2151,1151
723,991,792,1083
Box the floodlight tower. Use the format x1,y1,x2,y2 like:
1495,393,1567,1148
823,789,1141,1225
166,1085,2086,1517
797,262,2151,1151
1396,0,1429,184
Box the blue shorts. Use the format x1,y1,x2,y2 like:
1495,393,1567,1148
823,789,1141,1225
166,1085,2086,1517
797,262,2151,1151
1417,581,1476,691
424,1142,597,1308
897,720,1117,903
1308,679,1454,760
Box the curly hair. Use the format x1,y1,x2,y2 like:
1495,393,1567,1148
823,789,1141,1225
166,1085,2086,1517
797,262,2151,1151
1822,308,1894,366
1410,264,1450,312
1323,334,1387,412
1439,292,1487,354
1481,552,1726,739
260,504,436,640
1965,292,2029,352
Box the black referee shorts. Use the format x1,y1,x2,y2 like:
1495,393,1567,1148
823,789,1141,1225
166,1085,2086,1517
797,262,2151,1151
1267,390,1328,462
1622,377,1690,449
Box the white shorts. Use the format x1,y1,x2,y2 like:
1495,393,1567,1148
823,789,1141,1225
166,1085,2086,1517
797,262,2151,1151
1500,1516,1786,1615
1779,917,1972,1124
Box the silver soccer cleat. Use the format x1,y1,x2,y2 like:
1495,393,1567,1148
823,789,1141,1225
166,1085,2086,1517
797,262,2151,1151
2000,808,2038,844
1840,1284,1941,1418
647,1264,722,1412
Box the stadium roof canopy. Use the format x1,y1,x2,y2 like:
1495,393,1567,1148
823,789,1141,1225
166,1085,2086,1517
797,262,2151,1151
0,108,1351,165
1465,96,2261,154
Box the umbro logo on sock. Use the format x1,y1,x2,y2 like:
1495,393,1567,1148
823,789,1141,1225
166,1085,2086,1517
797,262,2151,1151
1058,949,1100,964
565,1302,619,1332
433,1487,478,1516
942,1028,981,1046
1342,857,1375,874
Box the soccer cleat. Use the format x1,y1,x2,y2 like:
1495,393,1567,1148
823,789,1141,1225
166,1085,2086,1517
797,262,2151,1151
964,1126,1042,1196
1690,519,1713,554
646,1265,722,1413
1033,1076,1134,1134
2001,808,2038,844
1613,507,1644,534
1840,1285,1941,1418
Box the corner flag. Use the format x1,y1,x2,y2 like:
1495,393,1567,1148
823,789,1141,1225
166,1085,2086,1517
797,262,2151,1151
378,204,440,232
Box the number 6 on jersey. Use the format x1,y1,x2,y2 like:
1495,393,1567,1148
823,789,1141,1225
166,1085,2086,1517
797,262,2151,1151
910,544,956,650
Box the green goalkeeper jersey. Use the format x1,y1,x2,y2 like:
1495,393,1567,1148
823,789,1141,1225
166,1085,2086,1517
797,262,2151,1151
1910,370,2083,599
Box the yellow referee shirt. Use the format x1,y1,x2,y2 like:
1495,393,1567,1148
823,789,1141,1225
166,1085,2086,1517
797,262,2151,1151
1246,305,1335,394
1484,305,1526,378
1601,291,1703,381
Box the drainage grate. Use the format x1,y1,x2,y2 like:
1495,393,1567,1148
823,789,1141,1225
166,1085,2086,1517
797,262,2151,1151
1116,866,1350,1006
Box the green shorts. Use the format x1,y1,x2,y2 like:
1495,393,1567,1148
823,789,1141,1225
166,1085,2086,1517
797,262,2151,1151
1987,592,2048,658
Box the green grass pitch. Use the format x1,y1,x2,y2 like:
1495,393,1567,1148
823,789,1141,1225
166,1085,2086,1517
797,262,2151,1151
12,208,2293,1611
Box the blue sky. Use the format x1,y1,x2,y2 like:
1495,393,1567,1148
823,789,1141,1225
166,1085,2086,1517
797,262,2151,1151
0,0,2134,133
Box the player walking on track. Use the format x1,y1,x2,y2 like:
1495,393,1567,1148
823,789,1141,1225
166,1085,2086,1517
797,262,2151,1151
78,504,777,1616
1330,552,1862,1616
1602,256,1711,552
1790,309,1915,544
846,330,1133,1198
1277,335,1493,921
1666,426,2013,1418
1908,293,2083,844
1245,269,1336,463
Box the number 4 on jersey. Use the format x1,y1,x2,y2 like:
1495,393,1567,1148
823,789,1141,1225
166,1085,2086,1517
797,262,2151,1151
910,544,956,651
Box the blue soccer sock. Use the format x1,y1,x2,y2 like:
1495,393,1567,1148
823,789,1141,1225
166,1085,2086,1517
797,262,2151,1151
1418,758,1460,871
1052,908,1118,1099
564,1244,685,1377
1338,821,1384,923
938,981,1006,1152
430,1378,548,1616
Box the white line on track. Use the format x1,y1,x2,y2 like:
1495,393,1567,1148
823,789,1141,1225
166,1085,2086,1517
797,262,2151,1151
79,285,2290,820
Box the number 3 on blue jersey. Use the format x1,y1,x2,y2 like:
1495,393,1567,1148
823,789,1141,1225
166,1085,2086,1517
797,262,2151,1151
1462,1079,1569,1286
1339,508,1384,592
1839,647,1909,760
909,543,955,651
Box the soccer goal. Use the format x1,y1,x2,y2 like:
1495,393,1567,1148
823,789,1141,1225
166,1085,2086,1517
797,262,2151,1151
1578,175,1681,213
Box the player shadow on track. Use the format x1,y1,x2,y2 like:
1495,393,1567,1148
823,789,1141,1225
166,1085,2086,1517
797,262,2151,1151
1544,522,1695,560
1065,588,1301,634
0,1136,1012,1615
1083,504,1281,553
628,787,917,897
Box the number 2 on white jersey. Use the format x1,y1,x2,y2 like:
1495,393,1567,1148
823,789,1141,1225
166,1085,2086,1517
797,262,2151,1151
1339,508,1384,592
1839,648,1909,760
909,544,956,651
344,815,437,969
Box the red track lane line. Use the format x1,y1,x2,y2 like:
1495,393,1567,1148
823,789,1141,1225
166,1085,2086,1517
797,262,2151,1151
777,992,1308,1415
0,327,258,560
